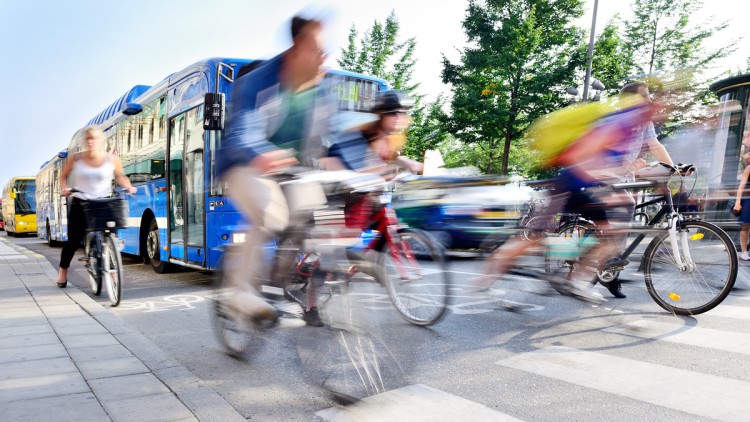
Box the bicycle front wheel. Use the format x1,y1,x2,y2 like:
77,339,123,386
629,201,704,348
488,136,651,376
85,233,102,296
104,236,123,306
643,220,737,315
379,228,450,326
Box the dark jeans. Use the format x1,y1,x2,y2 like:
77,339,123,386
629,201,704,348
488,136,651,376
59,198,87,269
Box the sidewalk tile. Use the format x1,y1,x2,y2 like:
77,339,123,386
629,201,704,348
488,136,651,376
0,357,77,381
153,366,203,392
61,333,120,349
0,343,68,364
78,356,149,380
0,315,48,329
103,392,194,422
173,386,248,422
92,313,136,335
48,315,98,329
0,323,53,338
0,372,89,401
67,344,134,362
114,332,182,371
89,373,170,401
40,305,89,319
0,332,60,349
0,392,108,422
52,322,109,337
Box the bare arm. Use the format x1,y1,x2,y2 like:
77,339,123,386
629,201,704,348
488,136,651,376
645,137,674,166
735,167,750,211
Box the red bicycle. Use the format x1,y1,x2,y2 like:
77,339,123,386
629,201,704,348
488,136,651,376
280,172,452,326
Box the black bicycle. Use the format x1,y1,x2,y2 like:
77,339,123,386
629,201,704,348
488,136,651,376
75,188,129,307
544,163,738,315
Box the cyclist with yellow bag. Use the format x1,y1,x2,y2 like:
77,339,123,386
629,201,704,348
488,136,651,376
471,85,661,302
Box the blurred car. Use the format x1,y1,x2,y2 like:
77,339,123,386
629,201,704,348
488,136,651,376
391,176,534,250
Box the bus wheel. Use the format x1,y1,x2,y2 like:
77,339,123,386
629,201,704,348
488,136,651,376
47,221,58,247
147,218,170,273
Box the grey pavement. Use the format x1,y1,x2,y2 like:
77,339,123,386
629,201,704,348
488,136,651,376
0,236,245,422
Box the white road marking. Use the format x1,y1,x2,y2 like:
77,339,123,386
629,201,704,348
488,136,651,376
497,346,750,421
316,384,523,422
604,319,750,356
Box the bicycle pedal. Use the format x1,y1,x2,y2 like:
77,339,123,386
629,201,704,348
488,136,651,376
78,257,90,263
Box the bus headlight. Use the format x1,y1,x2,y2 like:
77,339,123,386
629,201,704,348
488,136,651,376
232,233,246,243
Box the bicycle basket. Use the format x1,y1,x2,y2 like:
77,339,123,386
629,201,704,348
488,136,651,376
81,197,128,232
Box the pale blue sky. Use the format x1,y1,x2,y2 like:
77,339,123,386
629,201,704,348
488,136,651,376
1,0,747,184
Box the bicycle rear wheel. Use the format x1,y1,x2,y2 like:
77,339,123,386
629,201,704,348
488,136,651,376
103,235,123,306
643,220,737,315
379,228,450,326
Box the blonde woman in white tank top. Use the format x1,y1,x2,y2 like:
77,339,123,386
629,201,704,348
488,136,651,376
55,127,137,287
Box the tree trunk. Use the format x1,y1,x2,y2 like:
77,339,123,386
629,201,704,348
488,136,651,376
501,132,512,175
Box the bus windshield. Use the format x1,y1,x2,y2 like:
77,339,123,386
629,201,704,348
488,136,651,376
14,180,36,215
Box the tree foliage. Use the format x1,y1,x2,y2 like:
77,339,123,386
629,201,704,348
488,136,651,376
623,0,731,76
619,0,735,135
586,18,633,97
338,11,446,160
441,0,586,175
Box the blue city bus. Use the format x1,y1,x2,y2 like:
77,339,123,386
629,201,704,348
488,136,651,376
64,58,386,273
36,150,68,245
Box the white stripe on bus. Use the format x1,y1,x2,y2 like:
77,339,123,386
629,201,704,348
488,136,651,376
497,346,750,421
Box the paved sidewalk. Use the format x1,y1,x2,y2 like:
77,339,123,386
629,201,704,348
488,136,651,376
0,236,245,422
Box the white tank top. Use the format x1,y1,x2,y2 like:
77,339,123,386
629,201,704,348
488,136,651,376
69,154,115,200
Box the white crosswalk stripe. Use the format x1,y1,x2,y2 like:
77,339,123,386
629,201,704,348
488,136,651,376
604,319,750,355
496,346,750,421
696,304,750,320
314,285,750,421
316,384,523,422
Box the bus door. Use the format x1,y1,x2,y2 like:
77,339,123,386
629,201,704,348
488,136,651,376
167,107,206,265
53,166,61,236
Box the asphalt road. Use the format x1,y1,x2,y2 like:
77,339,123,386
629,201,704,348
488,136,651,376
10,232,750,421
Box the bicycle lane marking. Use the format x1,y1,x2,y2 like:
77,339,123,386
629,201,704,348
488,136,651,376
117,294,212,313
114,289,544,315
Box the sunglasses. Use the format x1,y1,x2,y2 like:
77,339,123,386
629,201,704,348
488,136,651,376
383,110,408,116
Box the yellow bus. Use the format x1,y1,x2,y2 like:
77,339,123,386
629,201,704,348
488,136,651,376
2,177,37,236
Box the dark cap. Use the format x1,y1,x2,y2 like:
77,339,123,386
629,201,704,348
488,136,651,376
371,90,415,113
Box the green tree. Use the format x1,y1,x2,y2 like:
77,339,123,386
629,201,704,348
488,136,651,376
442,0,586,175
624,0,731,76
338,11,420,94
620,0,735,136
586,18,633,96
339,11,437,158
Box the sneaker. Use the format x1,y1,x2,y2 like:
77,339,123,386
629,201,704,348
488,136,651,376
303,307,324,327
599,279,627,299
740,252,750,261
552,279,607,304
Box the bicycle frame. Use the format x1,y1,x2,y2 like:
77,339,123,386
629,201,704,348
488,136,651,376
612,182,695,272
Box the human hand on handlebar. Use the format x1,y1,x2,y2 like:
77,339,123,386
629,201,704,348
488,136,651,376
250,149,298,174
624,158,648,173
